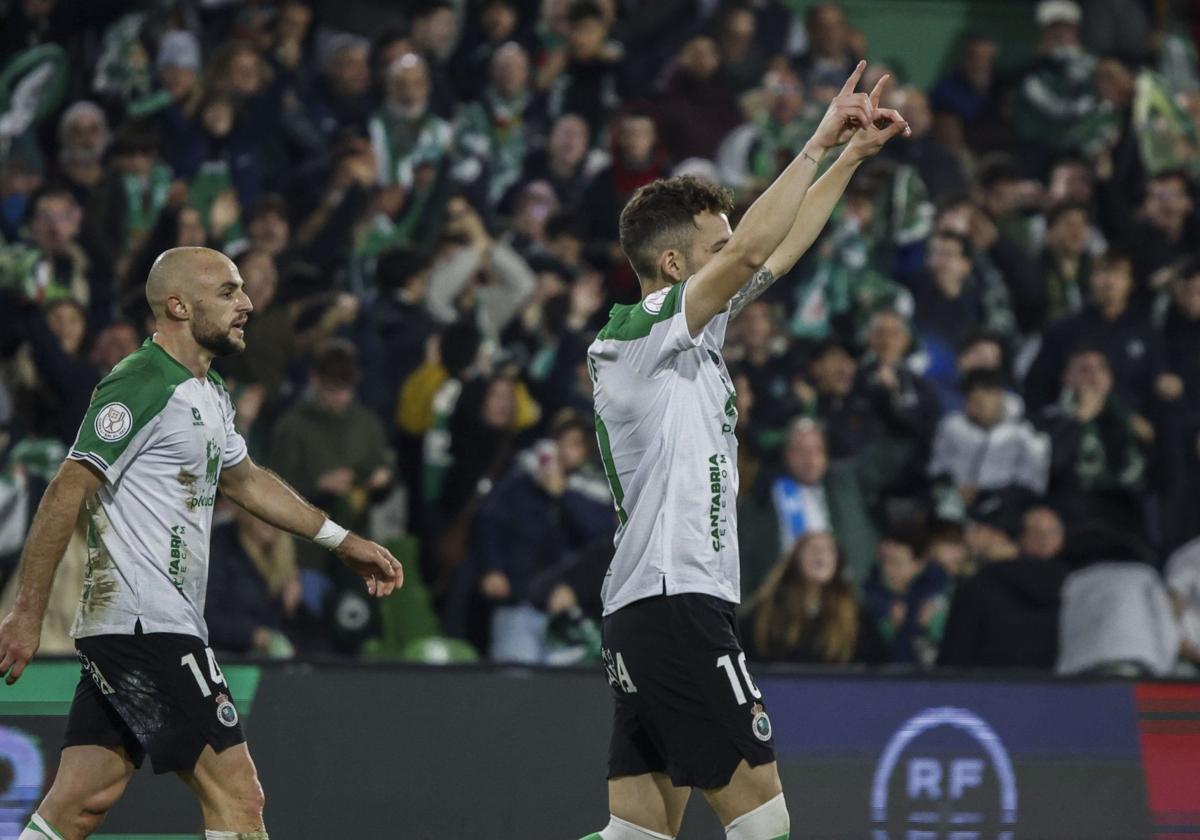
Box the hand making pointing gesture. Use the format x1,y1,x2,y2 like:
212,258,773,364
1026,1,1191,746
811,60,912,153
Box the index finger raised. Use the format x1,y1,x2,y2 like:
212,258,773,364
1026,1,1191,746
839,60,866,96
869,73,891,107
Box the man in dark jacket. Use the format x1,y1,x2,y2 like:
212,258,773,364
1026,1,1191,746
205,510,299,658
938,506,1068,668
1035,345,1149,540
474,410,613,663
1025,251,1175,416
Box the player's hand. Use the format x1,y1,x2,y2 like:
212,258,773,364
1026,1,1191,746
810,61,873,151
0,608,42,685
335,533,403,598
843,75,910,162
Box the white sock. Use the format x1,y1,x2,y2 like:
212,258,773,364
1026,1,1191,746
204,832,269,839
20,815,66,840
725,792,789,839
600,814,674,839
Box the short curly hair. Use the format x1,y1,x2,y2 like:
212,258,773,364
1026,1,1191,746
618,175,733,282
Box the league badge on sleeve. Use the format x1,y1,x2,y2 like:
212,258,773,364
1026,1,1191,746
95,403,133,441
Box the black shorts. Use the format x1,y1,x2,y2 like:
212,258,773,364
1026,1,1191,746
601,593,776,789
64,632,246,774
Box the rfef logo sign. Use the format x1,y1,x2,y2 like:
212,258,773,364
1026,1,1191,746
871,706,1017,839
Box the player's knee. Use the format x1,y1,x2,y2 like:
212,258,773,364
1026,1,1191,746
724,792,789,840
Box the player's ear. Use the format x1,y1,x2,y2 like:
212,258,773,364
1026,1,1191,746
165,294,189,321
658,249,684,283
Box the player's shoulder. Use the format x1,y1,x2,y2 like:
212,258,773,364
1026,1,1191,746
594,283,684,345
92,341,189,411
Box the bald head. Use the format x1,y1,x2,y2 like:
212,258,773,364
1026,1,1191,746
146,247,253,358
146,247,235,318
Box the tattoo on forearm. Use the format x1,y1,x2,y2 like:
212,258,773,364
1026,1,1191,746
729,267,777,317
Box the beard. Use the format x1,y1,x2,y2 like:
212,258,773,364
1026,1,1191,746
192,312,243,357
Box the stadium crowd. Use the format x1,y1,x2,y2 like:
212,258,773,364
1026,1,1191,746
2,0,1200,676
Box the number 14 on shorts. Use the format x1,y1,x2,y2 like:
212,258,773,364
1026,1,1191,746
180,647,227,697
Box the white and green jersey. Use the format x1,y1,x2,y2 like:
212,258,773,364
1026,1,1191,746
67,339,248,642
588,279,740,616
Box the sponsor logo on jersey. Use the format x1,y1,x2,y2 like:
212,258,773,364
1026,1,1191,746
169,525,189,592
215,693,239,727
642,287,670,315
871,706,1017,839
191,407,205,426
751,702,772,742
204,439,220,484
94,402,133,442
708,453,730,550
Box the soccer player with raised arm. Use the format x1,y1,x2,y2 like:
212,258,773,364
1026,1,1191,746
581,63,909,840
0,247,402,840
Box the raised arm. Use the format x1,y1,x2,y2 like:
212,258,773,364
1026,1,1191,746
219,457,403,597
685,61,875,336
731,75,911,317
0,459,101,684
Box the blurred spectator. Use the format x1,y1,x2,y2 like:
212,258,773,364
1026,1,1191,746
654,34,743,162
714,3,767,95
882,85,968,201
13,297,100,444
862,529,950,666
929,368,1050,509
938,505,1068,669
1036,345,1149,539
453,0,532,103
1013,0,1097,168
740,532,886,665
718,68,813,197
930,34,1005,152
206,510,300,658
458,43,544,206
580,105,669,267
792,3,859,99
1036,201,1092,328
369,52,453,190
358,247,439,422
908,231,1000,363
1125,170,1199,295
507,113,603,211
54,102,110,208
739,417,877,589
409,0,461,117
425,195,536,338
545,0,625,140
269,340,395,574
154,30,202,108
303,33,374,146
0,185,108,325
475,410,612,663
1025,251,1171,416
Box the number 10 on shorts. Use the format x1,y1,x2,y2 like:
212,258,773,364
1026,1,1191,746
717,652,761,705
181,648,227,697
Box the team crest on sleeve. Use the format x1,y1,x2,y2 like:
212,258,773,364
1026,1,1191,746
94,403,133,442
642,287,670,315
215,693,239,727
751,702,772,742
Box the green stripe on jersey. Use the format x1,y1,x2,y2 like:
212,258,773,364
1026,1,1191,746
595,413,627,525
71,340,191,469
595,282,683,343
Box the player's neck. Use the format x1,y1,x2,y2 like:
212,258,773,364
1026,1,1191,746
639,277,677,299
152,331,214,380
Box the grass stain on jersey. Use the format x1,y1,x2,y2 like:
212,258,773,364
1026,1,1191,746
177,467,199,493
80,500,119,615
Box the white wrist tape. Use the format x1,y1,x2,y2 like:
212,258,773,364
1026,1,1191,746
313,518,349,550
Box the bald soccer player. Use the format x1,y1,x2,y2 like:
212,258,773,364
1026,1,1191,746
0,247,402,840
